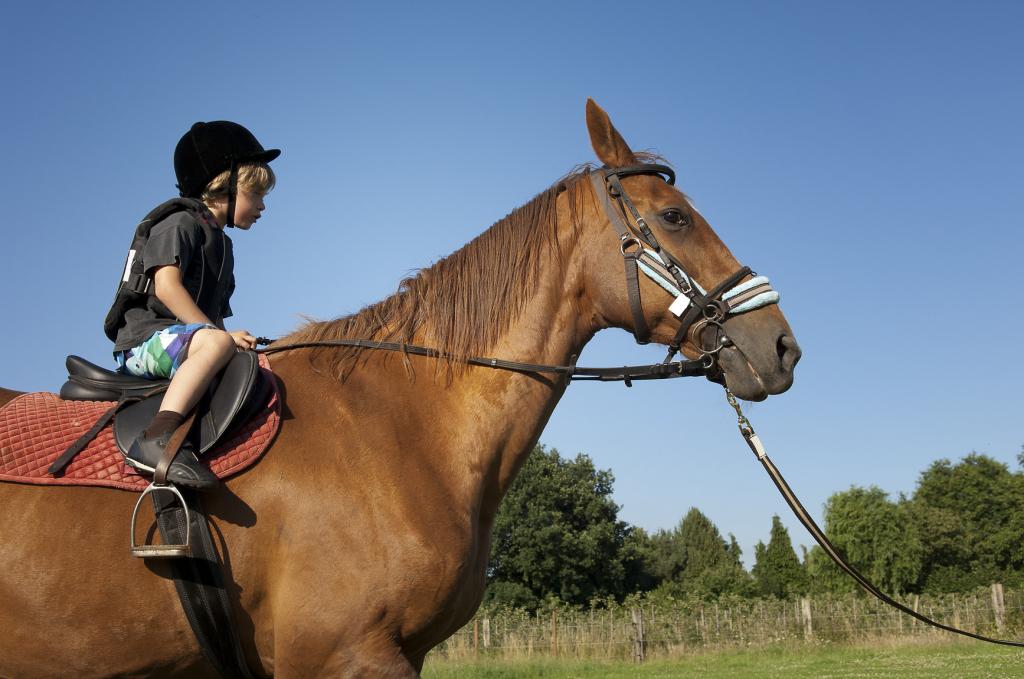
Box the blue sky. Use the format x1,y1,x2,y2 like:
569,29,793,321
2,2,1022,566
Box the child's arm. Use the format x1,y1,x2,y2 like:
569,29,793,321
152,265,257,350
152,265,214,325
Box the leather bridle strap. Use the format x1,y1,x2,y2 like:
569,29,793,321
589,168,661,343
670,266,752,356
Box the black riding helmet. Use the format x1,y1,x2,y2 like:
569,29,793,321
173,121,280,227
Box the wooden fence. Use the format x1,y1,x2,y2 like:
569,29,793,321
434,584,1020,661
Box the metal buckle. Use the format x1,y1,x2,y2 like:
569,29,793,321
619,236,642,256
130,482,192,559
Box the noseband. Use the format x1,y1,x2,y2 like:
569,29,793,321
590,165,779,369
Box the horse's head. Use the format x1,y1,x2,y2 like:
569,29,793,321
578,100,800,401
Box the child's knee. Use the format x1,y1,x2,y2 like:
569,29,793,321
193,328,235,358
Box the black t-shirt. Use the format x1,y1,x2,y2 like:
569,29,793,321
112,211,234,352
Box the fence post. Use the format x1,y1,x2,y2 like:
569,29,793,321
631,606,646,663
473,617,479,657
992,583,1006,633
801,597,813,640
483,617,491,649
551,610,558,656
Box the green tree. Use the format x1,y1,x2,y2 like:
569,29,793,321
805,486,922,595
485,445,633,608
752,515,808,598
912,453,1024,592
647,508,753,598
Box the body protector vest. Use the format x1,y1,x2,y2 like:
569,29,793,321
103,198,230,342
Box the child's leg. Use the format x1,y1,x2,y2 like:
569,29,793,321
117,324,233,490
158,328,236,415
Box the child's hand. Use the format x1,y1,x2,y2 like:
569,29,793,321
229,330,257,351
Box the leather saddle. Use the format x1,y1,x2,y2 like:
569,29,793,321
59,351,268,455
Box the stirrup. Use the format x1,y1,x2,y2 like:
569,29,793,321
130,482,192,558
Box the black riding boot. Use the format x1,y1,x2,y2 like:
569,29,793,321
123,433,219,491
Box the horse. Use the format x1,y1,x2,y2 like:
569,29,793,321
0,100,800,677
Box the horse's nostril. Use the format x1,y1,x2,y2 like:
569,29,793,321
777,334,802,370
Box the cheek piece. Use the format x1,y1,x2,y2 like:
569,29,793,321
589,166,778,366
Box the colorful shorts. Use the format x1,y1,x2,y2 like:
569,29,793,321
115,323,216,379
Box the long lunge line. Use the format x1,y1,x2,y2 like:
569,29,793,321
725,389,1024,648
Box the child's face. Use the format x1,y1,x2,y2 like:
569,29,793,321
230,189,266,230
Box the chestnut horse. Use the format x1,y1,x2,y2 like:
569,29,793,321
0,100,799,677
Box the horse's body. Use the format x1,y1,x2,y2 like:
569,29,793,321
0,101,800,677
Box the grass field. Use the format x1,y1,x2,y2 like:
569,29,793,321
422,639,1024,678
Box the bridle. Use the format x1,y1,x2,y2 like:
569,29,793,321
589,164,778,367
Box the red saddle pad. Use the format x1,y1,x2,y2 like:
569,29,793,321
0,354,281,492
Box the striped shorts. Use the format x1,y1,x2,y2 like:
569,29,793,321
115,323,216,379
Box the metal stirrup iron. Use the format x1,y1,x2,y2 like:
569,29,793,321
130,483,192,558
129,411,198,559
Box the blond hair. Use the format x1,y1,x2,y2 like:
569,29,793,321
202,162,276,202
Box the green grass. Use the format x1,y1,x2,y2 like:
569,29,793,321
422,640,1024,678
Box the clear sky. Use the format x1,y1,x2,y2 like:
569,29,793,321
2,2,1022,567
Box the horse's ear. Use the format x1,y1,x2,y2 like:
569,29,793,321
586,99,636,168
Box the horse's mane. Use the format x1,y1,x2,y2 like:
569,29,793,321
278,155,663,380
277,165,590,379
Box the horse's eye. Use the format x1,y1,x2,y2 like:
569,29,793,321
661,209,690,228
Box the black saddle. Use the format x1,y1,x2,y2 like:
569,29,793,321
59,351,268,456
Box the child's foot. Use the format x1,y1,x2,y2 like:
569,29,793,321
123,434,219,491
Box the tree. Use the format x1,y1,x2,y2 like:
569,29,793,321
485,445,633,608
645,508,753,598
805,486,922,595
752,515,807,598
911,453,1024,591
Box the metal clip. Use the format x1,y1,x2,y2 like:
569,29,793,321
724,388,767,460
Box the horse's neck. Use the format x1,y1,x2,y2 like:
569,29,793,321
437,228,596,512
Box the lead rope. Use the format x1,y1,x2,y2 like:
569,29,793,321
723,388,1024,647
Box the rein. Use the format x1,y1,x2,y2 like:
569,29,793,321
255,337,714,386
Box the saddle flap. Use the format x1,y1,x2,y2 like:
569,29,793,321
199,350,262,454
113,351,263,455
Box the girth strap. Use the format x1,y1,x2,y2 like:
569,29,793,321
154,489,259,677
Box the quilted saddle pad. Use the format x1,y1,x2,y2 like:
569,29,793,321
0,354,281,492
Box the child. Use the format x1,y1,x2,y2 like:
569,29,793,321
109,121,279,490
